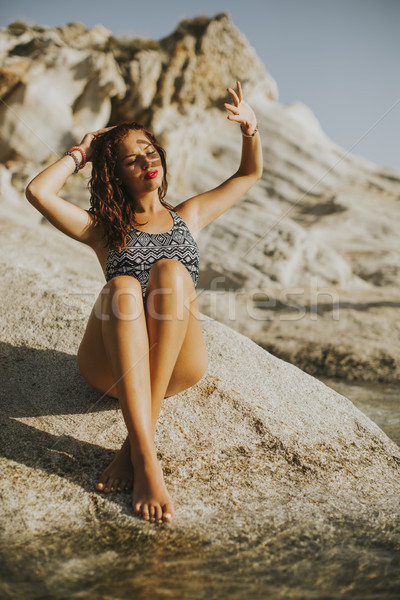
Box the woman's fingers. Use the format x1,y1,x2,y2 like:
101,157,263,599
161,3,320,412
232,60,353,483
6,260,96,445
225,98,251,120
80,125,117,144
227,81,243,106
227,87,240,106
236,81,243,103
227,114,242,122
96,125,118,135
225,82,257,133
224,102,240,114
78,125,118,160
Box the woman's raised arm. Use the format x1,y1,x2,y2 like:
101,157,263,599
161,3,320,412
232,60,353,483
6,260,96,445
25,127,114,247
174,81,263,237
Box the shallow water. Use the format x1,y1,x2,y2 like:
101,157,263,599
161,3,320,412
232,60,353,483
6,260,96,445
2,517,400,600
2,379,399,600
319,378,400,447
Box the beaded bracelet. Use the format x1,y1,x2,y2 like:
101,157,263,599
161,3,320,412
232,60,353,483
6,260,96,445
63,151,80,174
241,123,258,137
69,146,87,170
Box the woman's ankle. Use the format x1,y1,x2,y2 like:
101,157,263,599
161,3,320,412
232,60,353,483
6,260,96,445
130,442,158,470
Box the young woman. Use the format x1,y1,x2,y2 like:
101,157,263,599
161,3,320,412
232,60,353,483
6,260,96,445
25,81,263,524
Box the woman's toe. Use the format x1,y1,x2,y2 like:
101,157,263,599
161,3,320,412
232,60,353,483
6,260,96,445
162,502,174,523
154,505,163,523
96,476,109,492
110,478,120,492
142,504,150,521
103,479,112,493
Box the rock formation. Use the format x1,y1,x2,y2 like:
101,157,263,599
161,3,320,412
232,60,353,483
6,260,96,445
0,14,399,382
1,16,399,596
1,212,399,594
0,22,125,163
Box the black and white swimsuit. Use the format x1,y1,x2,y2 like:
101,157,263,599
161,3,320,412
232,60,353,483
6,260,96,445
106,209,200,297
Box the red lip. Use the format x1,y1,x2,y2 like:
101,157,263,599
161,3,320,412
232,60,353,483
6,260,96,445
144,170,158,179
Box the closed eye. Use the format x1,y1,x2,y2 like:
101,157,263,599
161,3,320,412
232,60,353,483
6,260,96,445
126,147,158,166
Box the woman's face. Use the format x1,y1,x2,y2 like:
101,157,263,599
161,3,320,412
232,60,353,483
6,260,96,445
116,130,163,197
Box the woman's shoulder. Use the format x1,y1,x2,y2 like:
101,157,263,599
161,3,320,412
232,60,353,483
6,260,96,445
172,203,199,240
174,200,198,239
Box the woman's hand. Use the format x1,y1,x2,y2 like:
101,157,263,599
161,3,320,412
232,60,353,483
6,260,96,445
78,125,117,162
224,81,257,136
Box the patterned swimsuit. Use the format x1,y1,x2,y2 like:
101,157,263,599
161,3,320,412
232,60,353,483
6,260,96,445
106,209,200,297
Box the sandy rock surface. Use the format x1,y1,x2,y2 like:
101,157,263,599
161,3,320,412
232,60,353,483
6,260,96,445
1,215,399,549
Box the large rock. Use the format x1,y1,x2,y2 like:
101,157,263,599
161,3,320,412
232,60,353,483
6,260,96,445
0,23,125,162
0,214,399,596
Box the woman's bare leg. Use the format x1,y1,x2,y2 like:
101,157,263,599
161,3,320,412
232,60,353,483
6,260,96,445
145,259,202,432
100,275,174,523
94,263,206,486
132,259,205,522
91,263,206,522
78,261,207,519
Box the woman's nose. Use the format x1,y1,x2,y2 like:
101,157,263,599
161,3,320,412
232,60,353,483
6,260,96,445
141,154,152,168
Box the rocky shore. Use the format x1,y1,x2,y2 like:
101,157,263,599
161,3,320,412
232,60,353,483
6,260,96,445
1,211,400,597
1,15,399,597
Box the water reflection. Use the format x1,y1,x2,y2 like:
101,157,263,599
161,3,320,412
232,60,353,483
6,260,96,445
318,378,400,447
2,518,400,599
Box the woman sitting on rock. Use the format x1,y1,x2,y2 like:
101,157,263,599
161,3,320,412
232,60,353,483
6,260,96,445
25,81,263,524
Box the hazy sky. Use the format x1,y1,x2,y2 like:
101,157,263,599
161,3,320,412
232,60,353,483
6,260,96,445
2,0,399,171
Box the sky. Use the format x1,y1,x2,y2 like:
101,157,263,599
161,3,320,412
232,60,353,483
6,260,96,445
2,0,399,171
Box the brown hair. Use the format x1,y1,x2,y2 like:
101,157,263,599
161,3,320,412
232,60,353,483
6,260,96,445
88,122,173,250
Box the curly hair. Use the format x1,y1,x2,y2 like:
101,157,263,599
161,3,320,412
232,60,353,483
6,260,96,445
87,122,174,251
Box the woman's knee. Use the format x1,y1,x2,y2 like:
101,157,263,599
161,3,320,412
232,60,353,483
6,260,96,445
148,259,191,284
147,259,194,300
101,276,144,321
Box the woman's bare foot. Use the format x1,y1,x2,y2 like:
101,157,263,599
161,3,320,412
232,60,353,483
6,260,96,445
96,436,133,493
133,454,174,524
